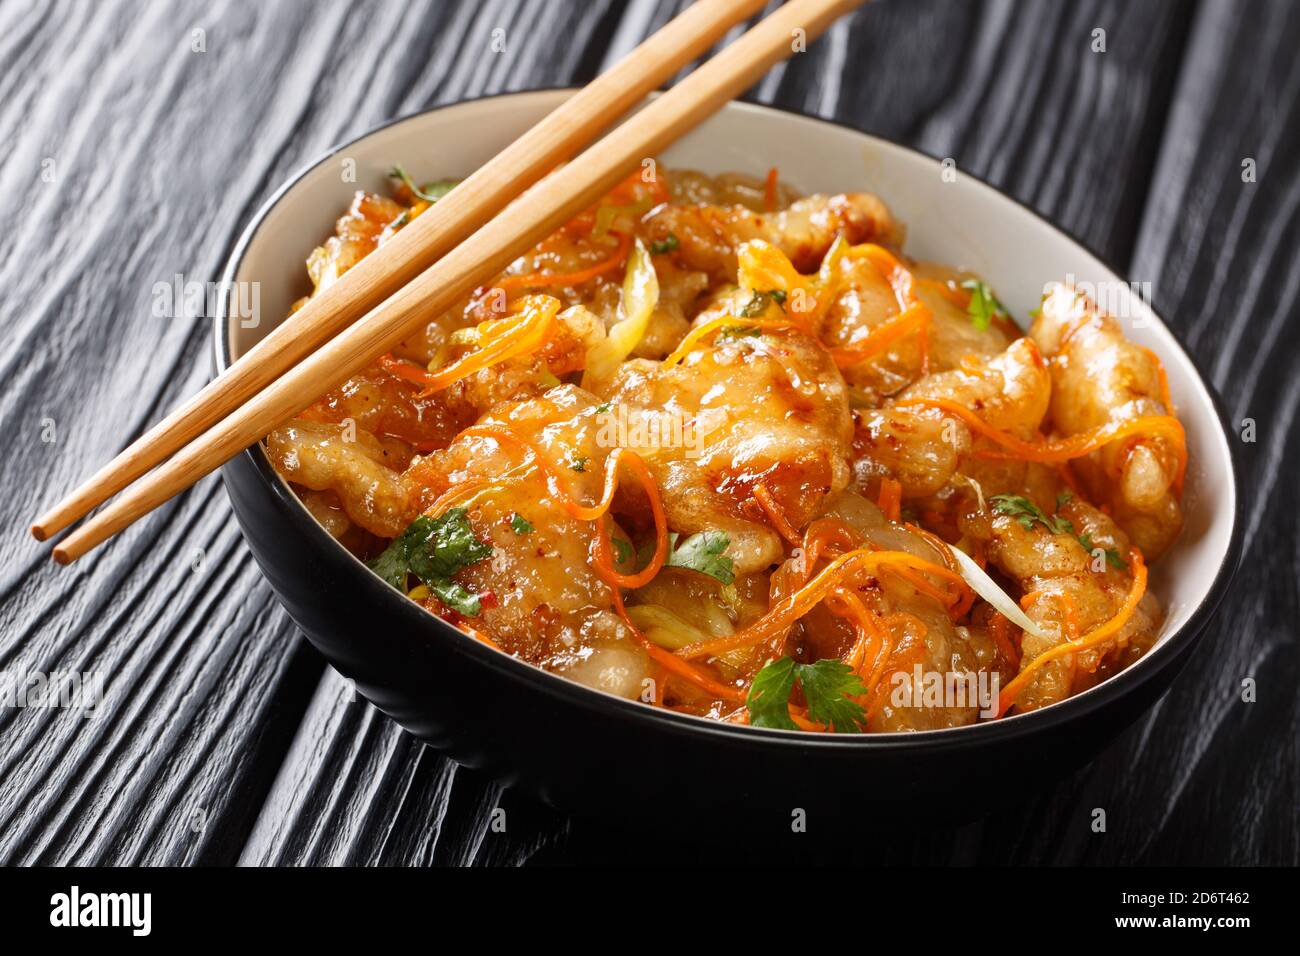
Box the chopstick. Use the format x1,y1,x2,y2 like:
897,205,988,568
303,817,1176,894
49,0,863,564
29,0,767,542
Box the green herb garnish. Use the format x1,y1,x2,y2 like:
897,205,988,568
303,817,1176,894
747,657,868,732
389,164,458,204
570,455,589,472
664,531,734,585
960,279,1008,331
367,508,492,615
649,233,679,255
510,513,534,535
740,289,786,318
992,494,1126,569
991,493,1073,535
717,325,763,340
612,538,634,565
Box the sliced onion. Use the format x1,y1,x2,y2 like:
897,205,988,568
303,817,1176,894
949,544,1049,640
581,238,658,389
626,604,707,650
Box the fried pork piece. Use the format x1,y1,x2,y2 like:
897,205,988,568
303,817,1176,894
668,169,802,210
786,492,1002,731
852,337,1051,497
1032,283,1184,559
266,419,413,538
643,193,903,283
300,367,472,453
440,304,606,416
626,569,770,709
405,386,649,698
597,329,854,575
978,496,1161,712
823,257,1016,401
302,191,408,297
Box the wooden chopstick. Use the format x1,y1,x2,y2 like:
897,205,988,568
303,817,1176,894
29,0,767,542
50,0,862,564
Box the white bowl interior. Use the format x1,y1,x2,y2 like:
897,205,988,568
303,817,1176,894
228,90,1235,670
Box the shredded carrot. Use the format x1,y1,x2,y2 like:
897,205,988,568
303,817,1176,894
764,166,779,211
799,517,863,576
459,423,615,522
832,590,886,671
877,477,903,523
1140,345,1174,411
451,421,733,700
836,244,932,374
676,549,968,660
495,230,631,291
753,481,801,545
1021,589,1080,642
609,584,745,702
589,451,669,589
380,294,560,395
997,550,1147,716
894,397,1188,493
904,522,957,571
660,315,798,367
829,303,933,368
864,613,929,718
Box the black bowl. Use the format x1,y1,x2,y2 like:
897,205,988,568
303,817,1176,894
214,94,1243,831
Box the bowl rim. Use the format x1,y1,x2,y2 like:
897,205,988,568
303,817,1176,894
213,87,1244,752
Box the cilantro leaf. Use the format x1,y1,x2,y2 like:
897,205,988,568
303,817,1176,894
405,508,492,583
795,659,869,732
746,657,868,732
991,494,1072,535
367,508,493,615
649,233,679,255
717,324,762,340
960,279,1008,331
1078,532,1128,570
740,289,785,318
993,494,1127,569
612,538,634,565
388,164,458,203
665,531,734,585
570,455,588,472
367,535,413,590
428,579,482,617
510,513,534,535
746,657,799,729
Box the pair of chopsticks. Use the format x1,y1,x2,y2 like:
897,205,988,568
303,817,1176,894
34,0,863,564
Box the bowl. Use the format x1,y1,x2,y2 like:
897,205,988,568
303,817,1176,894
214,90,1241,828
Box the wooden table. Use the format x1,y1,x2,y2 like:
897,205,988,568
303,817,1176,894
1,0,1294,866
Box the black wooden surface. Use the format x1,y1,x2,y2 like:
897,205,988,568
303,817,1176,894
1,0,1295,866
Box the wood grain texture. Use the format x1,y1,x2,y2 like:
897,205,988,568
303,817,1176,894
0,0,1294,866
